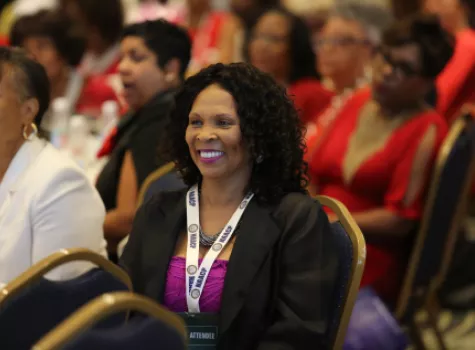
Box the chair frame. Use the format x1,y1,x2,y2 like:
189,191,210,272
0,248,132,305
137,162,176,207
395,114,475,349
315,195,366,350
32,292,187,350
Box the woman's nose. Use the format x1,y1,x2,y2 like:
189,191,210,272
196,127,217,141
118,58,131,75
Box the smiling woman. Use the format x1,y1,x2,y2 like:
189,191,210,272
120,62,338,349
186,85,250,183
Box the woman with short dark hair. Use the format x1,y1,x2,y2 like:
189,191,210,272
10,10,85,130
0,47,105,285
121,62,338,349
97,19,191,259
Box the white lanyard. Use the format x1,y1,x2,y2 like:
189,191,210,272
185,184,254,313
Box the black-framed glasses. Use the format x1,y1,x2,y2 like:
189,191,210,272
376,47,421,78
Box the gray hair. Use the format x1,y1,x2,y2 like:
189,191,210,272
329,0,394,46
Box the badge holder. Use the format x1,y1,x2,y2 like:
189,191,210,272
177,312,219,349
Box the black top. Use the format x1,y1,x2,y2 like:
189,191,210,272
120,189,339,349
96,91,175,211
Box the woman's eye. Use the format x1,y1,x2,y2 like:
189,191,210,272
217,119,232,127
131,53,145,62
190,120,202,126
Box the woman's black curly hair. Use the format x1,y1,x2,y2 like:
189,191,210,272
163,62,309,204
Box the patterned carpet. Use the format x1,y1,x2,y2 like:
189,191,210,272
411,218,475,349
408,309,475,349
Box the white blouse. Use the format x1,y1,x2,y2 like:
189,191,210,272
0,137,107,285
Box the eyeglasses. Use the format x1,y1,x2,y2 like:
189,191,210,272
314,36,371,51
376,48,421,78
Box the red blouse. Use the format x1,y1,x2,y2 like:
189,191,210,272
288,79,334,124
186,11,228,72
436,29,475,124
75,45,127,118
76,59,125,117
310,89,448,301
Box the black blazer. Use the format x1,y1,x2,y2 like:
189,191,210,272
96,90,174,211
120,189,339,349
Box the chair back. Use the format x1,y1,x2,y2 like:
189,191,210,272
315,195,366,350
137,162,186,206
0,249,132,349
33,292,187,350
396,114,475,319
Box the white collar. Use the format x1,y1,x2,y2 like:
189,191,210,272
0,137,46,195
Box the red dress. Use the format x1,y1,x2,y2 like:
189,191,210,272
304,89,357,163
436,29,475,124
309,89,448,302
288,79,334,124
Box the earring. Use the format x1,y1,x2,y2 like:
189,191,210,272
256,154,264,164
22,123,38,141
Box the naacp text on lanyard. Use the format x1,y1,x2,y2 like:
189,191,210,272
185,184,254,313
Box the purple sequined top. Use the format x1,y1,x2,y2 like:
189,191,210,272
163,256,228,313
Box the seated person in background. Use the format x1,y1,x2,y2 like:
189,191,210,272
58,0,126,117
308,14,453,304
180,0,243,73
425,0,475,123
0,47,106,286
9,10,85,131
97,20,191,259
121,63,338,349
247,6,334,124
306,1,393,153
317,1,393,95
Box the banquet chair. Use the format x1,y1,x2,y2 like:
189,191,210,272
395,113,475,350
33,292,187,350
315,195,366,350
0,248,132,350
137,162,186,206
117,162,186,257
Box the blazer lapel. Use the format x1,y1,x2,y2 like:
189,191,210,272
0,138,45,216
219,201,281,334
146,191,187,302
